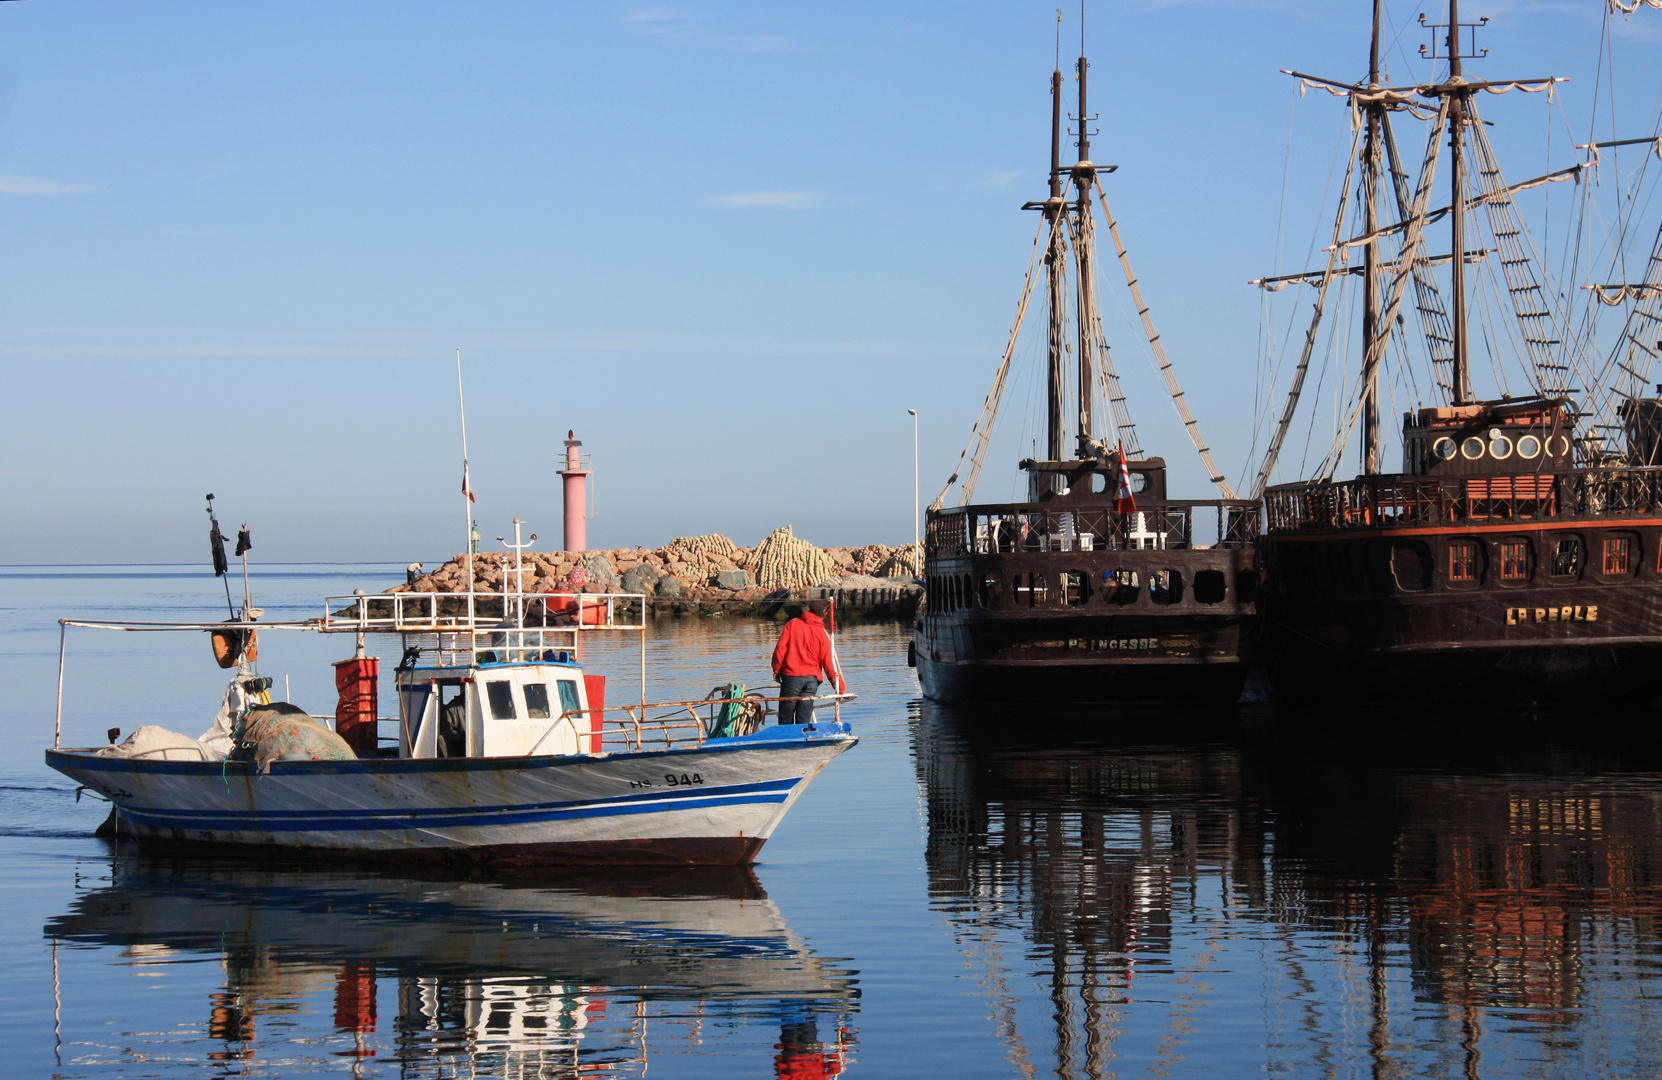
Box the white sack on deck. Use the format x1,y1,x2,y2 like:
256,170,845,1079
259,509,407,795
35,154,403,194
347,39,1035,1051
98,725,212,761
198,677,255,759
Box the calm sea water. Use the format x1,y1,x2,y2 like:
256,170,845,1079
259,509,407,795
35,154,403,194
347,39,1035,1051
2,564,1660,1077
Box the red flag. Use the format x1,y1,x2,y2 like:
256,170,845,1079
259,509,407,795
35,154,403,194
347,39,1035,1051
1115,442,1137,514
462,460,475,503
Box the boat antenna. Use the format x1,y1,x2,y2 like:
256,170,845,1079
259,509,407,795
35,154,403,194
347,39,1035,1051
457,349,477,640
204,494,236,619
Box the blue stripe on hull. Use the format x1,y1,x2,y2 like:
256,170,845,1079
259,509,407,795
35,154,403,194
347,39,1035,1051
118,779,797,834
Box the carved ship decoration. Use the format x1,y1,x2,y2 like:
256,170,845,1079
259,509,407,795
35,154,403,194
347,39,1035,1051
913,44,1259,703
1253,0,1662,704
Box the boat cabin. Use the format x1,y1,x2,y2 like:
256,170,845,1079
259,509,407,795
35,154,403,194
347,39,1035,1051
396,658,604,759
1400,398,1573,477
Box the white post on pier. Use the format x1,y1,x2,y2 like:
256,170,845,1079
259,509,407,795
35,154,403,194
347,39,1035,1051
54,622,66,749
909,408,920,576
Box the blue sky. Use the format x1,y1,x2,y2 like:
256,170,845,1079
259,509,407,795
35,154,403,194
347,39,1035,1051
1,1,1658,563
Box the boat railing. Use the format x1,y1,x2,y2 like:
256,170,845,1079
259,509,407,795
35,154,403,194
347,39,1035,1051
1264,467,1662,533
543,692,854,754
322,591,647,634
926,500,1260,558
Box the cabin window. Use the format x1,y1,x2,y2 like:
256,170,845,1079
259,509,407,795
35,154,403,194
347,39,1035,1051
1103,569,1139,606
1603,536,1632,575
1461,437,1486,460
1432,437,1458,461
1551,537,1582,578
962,574,974,608
1447,541,1478,582
1062,571,1088,606
1499,541,1529,581
486,680,517,720
556,680,582,718
523,683,551,720
1150,569,1183,605
979,575,1001,608
1194,569,1227,605
1516,434,1543,459
1391,541,1431,592
1031,574,1049,605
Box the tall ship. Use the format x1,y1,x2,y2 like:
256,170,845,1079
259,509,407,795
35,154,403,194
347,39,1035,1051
914,37,1260,703
1255,0,1662,704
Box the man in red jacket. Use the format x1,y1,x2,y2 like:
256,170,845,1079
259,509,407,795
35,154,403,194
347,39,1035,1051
771,599,847,725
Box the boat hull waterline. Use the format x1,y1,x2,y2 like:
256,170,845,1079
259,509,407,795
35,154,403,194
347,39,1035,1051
47,727,855,866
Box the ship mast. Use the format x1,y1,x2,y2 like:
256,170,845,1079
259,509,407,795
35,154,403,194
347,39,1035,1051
1360,0,1384,472
1045,67,1068,465
1073,51,1097,455
1443,0,1474,404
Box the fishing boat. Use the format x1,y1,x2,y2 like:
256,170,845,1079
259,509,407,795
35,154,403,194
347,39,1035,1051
1253,0,1662,705
914,37,1260,703
45,516,856,865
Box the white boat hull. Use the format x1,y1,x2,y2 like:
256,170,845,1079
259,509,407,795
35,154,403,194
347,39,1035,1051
47,726,856,866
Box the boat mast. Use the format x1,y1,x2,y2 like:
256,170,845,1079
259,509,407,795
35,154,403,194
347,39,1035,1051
1446,0,1473,404
1073,50,1097,454
1361,0,1384,472
1046,66,1068,465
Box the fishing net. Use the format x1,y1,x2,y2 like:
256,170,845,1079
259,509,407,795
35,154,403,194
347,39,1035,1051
235,703,357,773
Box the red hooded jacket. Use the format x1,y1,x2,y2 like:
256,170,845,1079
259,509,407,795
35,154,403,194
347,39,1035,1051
771,612,846,692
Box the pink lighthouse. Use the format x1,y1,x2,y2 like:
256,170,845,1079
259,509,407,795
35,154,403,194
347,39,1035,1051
557,431,591,553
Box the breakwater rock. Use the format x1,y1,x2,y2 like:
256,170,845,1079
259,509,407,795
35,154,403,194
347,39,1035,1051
392,528,922,620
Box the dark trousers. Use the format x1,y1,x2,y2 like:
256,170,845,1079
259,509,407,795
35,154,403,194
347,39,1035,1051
778,675,821,725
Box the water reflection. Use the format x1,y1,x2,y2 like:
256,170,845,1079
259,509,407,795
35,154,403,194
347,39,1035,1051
46,853,857,1076
914,705,1662,1077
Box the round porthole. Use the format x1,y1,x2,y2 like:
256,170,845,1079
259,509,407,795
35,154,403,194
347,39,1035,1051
1433,437,1458,460
1462,437,1486,460
1549,435,1571,457
1490,436,1513,460
1516,434,1543,458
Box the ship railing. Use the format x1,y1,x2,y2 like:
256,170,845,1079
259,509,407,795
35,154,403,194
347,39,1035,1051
1265,466,1662,533
926,501,1260,558
539,692,855,754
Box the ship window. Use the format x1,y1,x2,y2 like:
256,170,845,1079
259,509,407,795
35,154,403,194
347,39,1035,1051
1103,569,1139,605
523,683,551,720
1194,569,1227,604
1128,472,1149,494
1603,536,1632,575
556,680,582,717
963,574,974,608
1062,571,1088,606
1391,540,1432,592
1150,569,1183,606
1432,437,1458,461
1551,537,1582,578
486,680,517,720
1090,472,1108,494
980,575,1001,608
1517,434,1543,458
1448,541,1478,582
1031,574,1049,605
1490,436,1513,460
1499,541,1529,581
1461,437,1486,460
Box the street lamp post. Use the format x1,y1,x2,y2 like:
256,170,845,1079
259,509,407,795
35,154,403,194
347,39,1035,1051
908,409,919,579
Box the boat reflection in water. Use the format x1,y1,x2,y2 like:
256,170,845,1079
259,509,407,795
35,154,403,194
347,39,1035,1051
914,704,1662,1076
45,855,857,1076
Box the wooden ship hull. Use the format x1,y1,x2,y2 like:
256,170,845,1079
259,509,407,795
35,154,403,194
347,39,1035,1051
1262,467,1662,706
915,489,1259,704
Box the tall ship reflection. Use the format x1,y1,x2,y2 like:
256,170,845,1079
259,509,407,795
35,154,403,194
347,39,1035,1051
45,857,857,1077
913,703,1662,1075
